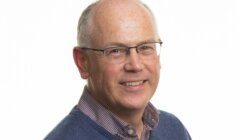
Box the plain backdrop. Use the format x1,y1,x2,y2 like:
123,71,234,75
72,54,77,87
0,0,239,139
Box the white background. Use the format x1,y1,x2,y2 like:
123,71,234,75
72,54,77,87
0,0,239,139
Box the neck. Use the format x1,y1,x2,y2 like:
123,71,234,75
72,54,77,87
112,108,145,138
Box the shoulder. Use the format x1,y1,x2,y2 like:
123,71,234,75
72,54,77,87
158,110,184,126
150,110,191,140
44,107,118,140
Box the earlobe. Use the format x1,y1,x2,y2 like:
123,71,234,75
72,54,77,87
73,47,89,79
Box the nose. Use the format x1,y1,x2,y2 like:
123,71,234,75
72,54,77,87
123,49,143,72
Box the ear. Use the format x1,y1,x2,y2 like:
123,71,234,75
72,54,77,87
73,47,89,79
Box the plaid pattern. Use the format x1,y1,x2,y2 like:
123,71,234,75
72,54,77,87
77,87,159,140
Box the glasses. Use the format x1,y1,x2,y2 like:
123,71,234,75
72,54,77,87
81,41,163,64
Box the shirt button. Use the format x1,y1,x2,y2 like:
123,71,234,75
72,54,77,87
127,129,135,136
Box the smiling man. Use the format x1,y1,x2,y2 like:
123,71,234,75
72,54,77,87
45,0,191,140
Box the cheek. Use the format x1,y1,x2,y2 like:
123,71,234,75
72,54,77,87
103,63,122,82
148,57,160,70
99,63,123,95
147,58,160,81
90,60,122,86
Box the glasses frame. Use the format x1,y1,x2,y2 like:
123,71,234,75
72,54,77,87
80,41,163,56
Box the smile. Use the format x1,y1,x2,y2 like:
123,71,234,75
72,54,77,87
120,80,146,87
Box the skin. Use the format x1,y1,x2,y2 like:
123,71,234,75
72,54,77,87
74,0,161,138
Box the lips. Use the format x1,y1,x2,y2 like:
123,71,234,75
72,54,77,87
120,80,147,87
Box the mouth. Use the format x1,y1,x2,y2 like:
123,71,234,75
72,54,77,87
120,80,147,87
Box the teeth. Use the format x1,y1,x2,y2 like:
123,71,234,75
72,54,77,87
125,81,143,86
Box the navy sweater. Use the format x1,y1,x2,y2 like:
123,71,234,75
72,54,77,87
45,107,191,140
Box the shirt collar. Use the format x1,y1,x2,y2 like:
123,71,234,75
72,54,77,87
77,86,159,138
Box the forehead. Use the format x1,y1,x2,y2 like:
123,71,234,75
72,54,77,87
88,0,158,47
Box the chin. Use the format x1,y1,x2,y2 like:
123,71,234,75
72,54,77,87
113,87,153,110
120,96,150,111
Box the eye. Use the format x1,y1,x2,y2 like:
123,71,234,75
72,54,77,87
105,47,126,57
138,44,155,54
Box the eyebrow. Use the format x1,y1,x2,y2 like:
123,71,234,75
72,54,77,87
103,39,162,48
136,39,162,46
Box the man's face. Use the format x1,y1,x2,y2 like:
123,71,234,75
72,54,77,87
82,1,160,114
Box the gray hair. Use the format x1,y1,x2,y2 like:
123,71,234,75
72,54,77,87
77,1,98,46
77,0,156,46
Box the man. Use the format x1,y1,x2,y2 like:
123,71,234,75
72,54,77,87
45,0,191,139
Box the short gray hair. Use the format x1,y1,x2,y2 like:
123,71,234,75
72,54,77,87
77,1,99,46
77,0,156,46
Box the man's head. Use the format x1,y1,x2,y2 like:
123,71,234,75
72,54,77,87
74,0,161,117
